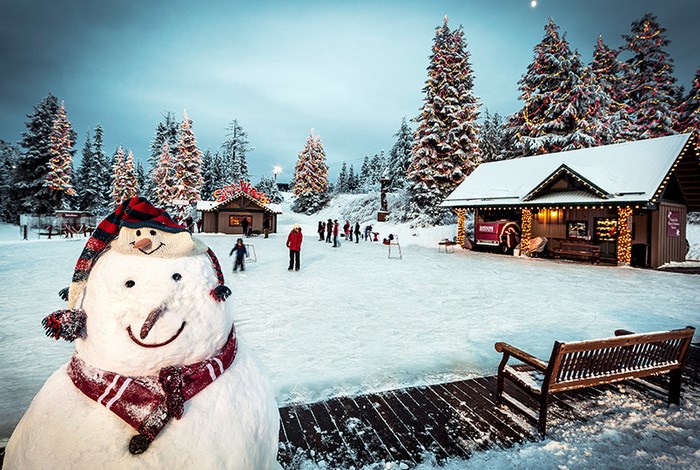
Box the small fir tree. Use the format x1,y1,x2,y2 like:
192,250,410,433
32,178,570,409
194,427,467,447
147,112,180,199
153,142,174,210
91,125,112,214
75,130,96,211
256,173,283,204
336,162,348,194
111,147,138,207
479,109,508,163
0,141,21,222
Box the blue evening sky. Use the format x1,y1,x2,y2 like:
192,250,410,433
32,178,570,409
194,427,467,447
1,0,698,182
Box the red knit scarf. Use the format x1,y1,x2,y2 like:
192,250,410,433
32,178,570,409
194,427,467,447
67,327,237,447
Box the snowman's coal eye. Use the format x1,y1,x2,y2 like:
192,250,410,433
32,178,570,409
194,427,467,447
125,280,136,288
172,273,182,282
150,230,157,236
136,230,141,236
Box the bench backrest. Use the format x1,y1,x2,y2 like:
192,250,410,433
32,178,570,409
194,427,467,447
559,242,600,252
545,327,695,392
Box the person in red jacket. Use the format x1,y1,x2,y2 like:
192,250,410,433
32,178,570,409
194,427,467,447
286,224,303,271
333,219,340,248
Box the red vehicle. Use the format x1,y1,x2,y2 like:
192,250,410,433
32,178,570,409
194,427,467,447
475,220,521,253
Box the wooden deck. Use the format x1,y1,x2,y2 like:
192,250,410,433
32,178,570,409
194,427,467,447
1,346,697,469
277,344,700,468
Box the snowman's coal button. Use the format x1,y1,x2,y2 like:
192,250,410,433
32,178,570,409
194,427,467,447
129,434,151,455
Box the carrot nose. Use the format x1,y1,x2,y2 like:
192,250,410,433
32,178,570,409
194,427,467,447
133,238,152,250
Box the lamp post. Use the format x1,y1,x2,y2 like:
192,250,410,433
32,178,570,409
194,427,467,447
273,165,283,182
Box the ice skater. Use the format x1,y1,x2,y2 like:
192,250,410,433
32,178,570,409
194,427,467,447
229,238,247,272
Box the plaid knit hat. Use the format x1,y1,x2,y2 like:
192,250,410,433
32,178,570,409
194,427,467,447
45,197,231,342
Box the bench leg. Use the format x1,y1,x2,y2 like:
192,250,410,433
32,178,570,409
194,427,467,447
538,395,549,437
496,373,504,405
668,368,682,405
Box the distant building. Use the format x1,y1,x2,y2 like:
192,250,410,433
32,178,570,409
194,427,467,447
197,193,282,235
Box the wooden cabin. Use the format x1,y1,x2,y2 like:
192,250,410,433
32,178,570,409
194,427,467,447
441,134,699,268
197,193,281,235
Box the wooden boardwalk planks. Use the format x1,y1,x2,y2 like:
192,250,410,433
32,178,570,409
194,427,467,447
278,344,700,469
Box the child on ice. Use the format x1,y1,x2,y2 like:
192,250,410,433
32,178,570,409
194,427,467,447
229,238,248,272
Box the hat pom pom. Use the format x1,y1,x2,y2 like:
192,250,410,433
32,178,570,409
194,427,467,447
58,287,69,301
42,309,87,342
211,285,231,302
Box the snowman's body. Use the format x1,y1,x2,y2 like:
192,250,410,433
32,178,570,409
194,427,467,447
5,247,281,469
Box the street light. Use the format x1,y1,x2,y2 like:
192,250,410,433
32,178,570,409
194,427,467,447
273,165,283,182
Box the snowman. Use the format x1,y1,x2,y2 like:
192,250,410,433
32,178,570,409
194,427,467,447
4,198,281,469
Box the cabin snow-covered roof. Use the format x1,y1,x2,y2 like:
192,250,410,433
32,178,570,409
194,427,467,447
441,133,696,209
197,193,282,214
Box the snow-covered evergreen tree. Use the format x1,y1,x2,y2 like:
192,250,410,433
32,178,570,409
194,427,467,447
677,68,700,137
359,156,370,189
200,149,215,200
111,147,138,207
406,16,481,224
256,173,283,204
505,18,603,158
153,142,174,211
91,125,111,214
16,93,60,214
221,119,252,184
46,102,77,210
479,109,508,163
75,130,97,211
292,129,329,214
336,162,348,194
386,117,414,190
347,164,359,193
135,160,146,195
621,13,679,139
146,112,180,200
0,141,20,222
170,111,203,223
590,35,634,143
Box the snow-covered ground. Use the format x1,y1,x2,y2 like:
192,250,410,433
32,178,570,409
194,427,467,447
2,196,700,468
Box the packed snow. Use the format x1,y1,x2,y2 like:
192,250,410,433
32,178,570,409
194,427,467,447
1,195,700,468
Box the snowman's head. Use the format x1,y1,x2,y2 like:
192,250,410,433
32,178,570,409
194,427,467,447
74,249,234,376
111,226,208,258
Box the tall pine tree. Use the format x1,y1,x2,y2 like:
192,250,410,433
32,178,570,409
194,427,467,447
480,109,507,163
407,17,481,223
621,13,679,138
91,125,112,214
76,130,96,211
146,112,180,200
0,141,20,222
111,147,138,207
46,102,77,210
677,68,700,136
221,119,252,184
505,18,603,157
336,162,348,194
590,35,634,143
153,142,174,210
386,117,414,190
292,129,329,214
16,93,60,214
170,111,203,223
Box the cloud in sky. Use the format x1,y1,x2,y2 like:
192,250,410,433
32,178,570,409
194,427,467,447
1,0,698,183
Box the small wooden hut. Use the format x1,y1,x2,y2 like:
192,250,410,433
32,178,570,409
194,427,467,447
198,192,281,235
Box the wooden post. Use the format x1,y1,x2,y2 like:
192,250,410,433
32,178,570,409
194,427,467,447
377,176,390,222
454,208,466,246
617,206,633,265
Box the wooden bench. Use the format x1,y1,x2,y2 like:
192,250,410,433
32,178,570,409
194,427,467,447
552,241,600,264
494,326,695,436
438,239,457,253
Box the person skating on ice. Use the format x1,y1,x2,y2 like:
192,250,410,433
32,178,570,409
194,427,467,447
229,238,247,272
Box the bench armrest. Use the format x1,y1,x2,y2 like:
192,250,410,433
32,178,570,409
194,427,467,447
614,329,635,336
495,342,548,371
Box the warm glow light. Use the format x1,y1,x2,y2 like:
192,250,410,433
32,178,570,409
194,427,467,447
531,1,537,7
454,209,466,246
273,165,283,175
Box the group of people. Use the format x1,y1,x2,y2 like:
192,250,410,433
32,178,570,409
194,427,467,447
317,220,374,247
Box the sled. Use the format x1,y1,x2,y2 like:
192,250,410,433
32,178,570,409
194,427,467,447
387,236,402,260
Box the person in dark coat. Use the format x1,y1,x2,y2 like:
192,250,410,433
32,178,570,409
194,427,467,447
318,221,325,241
241,217,249,237
286,224,303,271
229,238,248,272
263,215,270,238
354,222,361,243
326,218,333,243
364,224,372,241
333,219,340,247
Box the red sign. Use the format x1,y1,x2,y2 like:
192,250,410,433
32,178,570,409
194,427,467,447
666,210,681,237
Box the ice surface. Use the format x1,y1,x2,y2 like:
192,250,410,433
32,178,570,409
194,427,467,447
1,196,699,447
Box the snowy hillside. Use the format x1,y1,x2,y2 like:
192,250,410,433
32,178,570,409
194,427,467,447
1,195,700,468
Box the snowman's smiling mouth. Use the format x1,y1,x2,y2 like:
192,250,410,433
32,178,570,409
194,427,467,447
130,241,165,255
126,322,186,348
